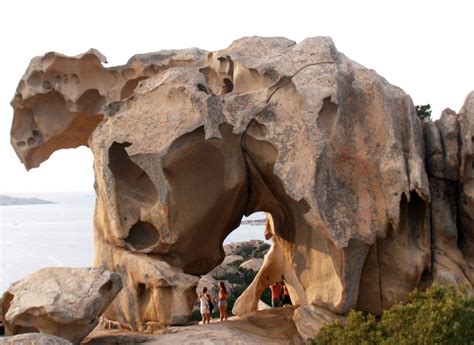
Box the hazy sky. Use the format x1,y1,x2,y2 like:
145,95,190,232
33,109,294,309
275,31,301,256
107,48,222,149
0,0,473,193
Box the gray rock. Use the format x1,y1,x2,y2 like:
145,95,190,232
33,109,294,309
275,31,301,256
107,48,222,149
1,267,122,344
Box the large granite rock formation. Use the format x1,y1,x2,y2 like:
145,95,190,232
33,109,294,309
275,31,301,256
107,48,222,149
423,92,474,287
1,267,122,343
8,36,473,331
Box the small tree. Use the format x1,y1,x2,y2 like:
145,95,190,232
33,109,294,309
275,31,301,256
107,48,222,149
415,104,432,119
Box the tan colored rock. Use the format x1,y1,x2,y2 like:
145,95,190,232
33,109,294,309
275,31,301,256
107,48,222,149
196,274,219,300
257,300,271,310
95,240,199,331
0,333,73,345
239,258,264,272
10,48,203,170
293,304,345,342
11,37,438,328
1,267,122,344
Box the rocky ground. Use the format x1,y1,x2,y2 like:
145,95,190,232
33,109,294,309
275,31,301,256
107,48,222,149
84,307,301,345
79,241,308,344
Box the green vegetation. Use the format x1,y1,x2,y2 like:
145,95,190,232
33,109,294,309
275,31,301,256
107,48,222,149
309,285,474,345
415,104,432,119
254,243,271,258
235,242,271,260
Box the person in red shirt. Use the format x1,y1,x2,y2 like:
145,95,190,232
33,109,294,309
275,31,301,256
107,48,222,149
269,281,282,308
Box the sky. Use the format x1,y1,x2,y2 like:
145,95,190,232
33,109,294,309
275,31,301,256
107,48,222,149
0,0,473,193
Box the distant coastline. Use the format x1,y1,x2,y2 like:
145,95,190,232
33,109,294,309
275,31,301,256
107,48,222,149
0,195,56,206
240,219,266,226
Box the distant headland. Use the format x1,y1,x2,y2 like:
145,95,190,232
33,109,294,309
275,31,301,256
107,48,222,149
0,195,56,206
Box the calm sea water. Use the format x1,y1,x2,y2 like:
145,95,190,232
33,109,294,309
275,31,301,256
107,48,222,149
0,192,265,292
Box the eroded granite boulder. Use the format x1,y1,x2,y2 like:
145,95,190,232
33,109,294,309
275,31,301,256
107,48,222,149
1,267,122,343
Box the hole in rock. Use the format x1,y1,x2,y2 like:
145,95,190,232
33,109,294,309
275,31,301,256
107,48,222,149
77,89,106,114
222,212,274,311
27,71,42,88
317,96,338,133
197,83,209,94
224,212,268,244
108,142,159,247
42,80,52,90
99,280,113,295
161,124,307,318
120,77,149,99
108,142,158,206
222,78,234,94
27,137,36,146
125,221,160,251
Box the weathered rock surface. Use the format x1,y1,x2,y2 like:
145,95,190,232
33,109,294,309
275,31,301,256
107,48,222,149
239,258,264,272
1,267,122,343
423,92,474,287
9,37,473,331
0,333,73,345
95,243,199,331
293,304,345,342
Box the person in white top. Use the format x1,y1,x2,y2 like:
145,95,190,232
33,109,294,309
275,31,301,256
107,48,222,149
198,287,212,324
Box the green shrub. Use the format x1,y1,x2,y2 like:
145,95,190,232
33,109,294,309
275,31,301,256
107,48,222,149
309,285,474,345
415,104,432,119
254,244,270,258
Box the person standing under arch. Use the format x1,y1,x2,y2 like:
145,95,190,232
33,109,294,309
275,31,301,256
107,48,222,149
199,287,211,324
269,281,282,308
218,282,228,321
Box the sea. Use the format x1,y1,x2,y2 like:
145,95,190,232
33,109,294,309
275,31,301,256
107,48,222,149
0,192,266,292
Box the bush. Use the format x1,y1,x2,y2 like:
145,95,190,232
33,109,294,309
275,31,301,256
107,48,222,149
415,104,432,119
309,285,474,345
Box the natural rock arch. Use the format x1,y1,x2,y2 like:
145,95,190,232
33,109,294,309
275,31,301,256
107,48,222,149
8,37,474,331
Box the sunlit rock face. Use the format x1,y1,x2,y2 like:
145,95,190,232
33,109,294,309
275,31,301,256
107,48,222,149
11,37,472,330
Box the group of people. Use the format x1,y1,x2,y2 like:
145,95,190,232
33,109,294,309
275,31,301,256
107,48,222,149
198,281,228,324
269,277,292,308
198,276,292,325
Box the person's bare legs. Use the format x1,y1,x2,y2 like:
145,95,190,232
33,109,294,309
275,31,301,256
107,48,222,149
223,306,228,321
219,306,224,321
